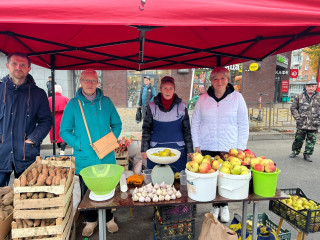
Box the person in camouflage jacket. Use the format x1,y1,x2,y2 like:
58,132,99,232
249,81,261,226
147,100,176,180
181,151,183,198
289,80,320,162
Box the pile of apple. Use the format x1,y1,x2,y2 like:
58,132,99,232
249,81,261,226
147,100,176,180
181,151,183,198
186,153,222,174
224,148,277,173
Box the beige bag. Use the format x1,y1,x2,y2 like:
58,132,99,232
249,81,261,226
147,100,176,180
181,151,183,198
78,100,119,159
198,213,238,240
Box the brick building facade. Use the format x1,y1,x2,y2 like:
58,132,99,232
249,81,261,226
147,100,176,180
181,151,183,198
102,69,193,108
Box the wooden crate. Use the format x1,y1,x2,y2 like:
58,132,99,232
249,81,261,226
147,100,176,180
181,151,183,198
116,151,129,171
38,156,75,168
13,159,74,219
11,199,73,240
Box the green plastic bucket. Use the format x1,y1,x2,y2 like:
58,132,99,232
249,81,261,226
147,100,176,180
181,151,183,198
251,168,280,197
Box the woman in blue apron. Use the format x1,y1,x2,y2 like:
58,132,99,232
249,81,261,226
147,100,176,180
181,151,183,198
141,76,193,173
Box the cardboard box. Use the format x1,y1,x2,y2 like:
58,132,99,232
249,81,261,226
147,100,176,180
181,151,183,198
0,213,13,240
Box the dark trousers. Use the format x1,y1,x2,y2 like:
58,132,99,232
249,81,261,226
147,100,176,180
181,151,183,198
141,105,147,119
57,142,67,151
79,175,113,222
0,163,23,187
201,150,228,208
292,129,317,156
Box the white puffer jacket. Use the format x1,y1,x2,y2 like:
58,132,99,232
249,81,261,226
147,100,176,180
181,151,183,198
191,91,249,152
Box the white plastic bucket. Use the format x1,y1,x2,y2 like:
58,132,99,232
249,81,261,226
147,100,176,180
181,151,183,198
218,171,251,200
185,169,219,202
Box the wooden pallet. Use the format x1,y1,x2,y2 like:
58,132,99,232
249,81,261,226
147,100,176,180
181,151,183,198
12,199,73,240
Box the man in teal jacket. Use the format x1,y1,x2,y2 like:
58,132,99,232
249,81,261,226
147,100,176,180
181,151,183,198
60,69,122,237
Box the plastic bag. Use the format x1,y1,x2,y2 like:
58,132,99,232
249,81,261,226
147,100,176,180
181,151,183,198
198,213,238,240
136,107,142,123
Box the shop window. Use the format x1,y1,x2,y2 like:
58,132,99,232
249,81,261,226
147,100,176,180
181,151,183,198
126,70,172,107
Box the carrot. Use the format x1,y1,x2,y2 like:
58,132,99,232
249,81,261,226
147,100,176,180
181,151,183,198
24,218,34,227
36,173,47,186
37,164,43,173
26,171,33,182
55,174,61,185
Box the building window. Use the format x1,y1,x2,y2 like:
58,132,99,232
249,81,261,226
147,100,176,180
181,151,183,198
305,65,309,70
312,75,316,80
126,70,172,107
298,66,302,70
304,75,308,80
306,55,310,61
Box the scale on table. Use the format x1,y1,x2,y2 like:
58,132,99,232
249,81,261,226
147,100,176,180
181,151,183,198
89,189,115,201
80,164,124,202
146,148,181,185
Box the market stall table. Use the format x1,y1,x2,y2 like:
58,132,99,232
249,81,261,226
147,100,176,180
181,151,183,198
78,184,288,240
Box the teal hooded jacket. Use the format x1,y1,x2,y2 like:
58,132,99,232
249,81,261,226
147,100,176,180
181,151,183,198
60,88,122,174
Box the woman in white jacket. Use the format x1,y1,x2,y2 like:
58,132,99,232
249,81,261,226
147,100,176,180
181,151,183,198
191,67,249,223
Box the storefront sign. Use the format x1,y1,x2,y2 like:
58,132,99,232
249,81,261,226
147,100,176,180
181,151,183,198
276,54,288,68
276,70,289,75
249,63,261,71
290,69,298,78
281,80,289,93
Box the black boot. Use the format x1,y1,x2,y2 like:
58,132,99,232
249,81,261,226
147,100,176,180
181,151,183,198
303,154,312,162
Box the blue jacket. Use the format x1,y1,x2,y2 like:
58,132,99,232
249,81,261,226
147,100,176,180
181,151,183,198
60,88,122,174
0,74,52,173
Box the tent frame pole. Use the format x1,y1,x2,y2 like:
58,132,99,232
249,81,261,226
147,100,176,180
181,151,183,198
50,54,57,155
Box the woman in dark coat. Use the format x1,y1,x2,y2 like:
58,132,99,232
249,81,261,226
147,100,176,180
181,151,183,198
141,76,193,173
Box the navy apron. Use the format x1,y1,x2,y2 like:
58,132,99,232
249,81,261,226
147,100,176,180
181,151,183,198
147,104,186,173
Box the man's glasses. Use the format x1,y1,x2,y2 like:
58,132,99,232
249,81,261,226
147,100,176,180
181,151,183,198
81,79,98,84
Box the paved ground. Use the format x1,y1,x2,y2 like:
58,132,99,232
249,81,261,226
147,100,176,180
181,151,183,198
36,135,320,240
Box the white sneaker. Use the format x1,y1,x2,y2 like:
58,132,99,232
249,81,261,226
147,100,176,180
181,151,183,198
60,150,65,155
220,206,230,223
210,206,220,219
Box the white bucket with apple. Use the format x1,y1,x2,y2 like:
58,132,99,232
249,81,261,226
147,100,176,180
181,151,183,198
185,169,219,202
218,171,251,200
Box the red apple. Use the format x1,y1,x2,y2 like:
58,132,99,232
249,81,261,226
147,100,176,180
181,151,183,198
186,161,199,173
199,162,212,173
265,163,276,173
254,163,264,172
260,159,272,167
237,151,246,160
229,148,238,157
250,158,261,168
242,157,251,165
208,169,216,173
243,149,256,158
211,160,221,170
201,158,211,165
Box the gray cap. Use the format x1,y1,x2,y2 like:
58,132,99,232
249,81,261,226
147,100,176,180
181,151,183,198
306,80,318,85
144,75,150,80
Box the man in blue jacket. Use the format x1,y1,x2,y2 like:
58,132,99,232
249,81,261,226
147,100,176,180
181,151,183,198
0,52,52,187
137,76,156,119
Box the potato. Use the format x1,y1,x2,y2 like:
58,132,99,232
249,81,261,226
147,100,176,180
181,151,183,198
0,186,13,196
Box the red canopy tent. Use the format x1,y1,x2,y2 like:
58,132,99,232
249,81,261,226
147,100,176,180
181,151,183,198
1,0,320,70
1,0,320,154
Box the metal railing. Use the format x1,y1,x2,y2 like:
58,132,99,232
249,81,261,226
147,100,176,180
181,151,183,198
247,102,296,131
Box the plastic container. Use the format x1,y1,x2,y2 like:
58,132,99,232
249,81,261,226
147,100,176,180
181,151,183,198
185,169,219,202
180,170,187,185
218,171,251,200
80,164,124,195
232,213,291,240
251,168,280,197
269,188,320,234
142,169,152,184
153,219,195,240
155,205,196,224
